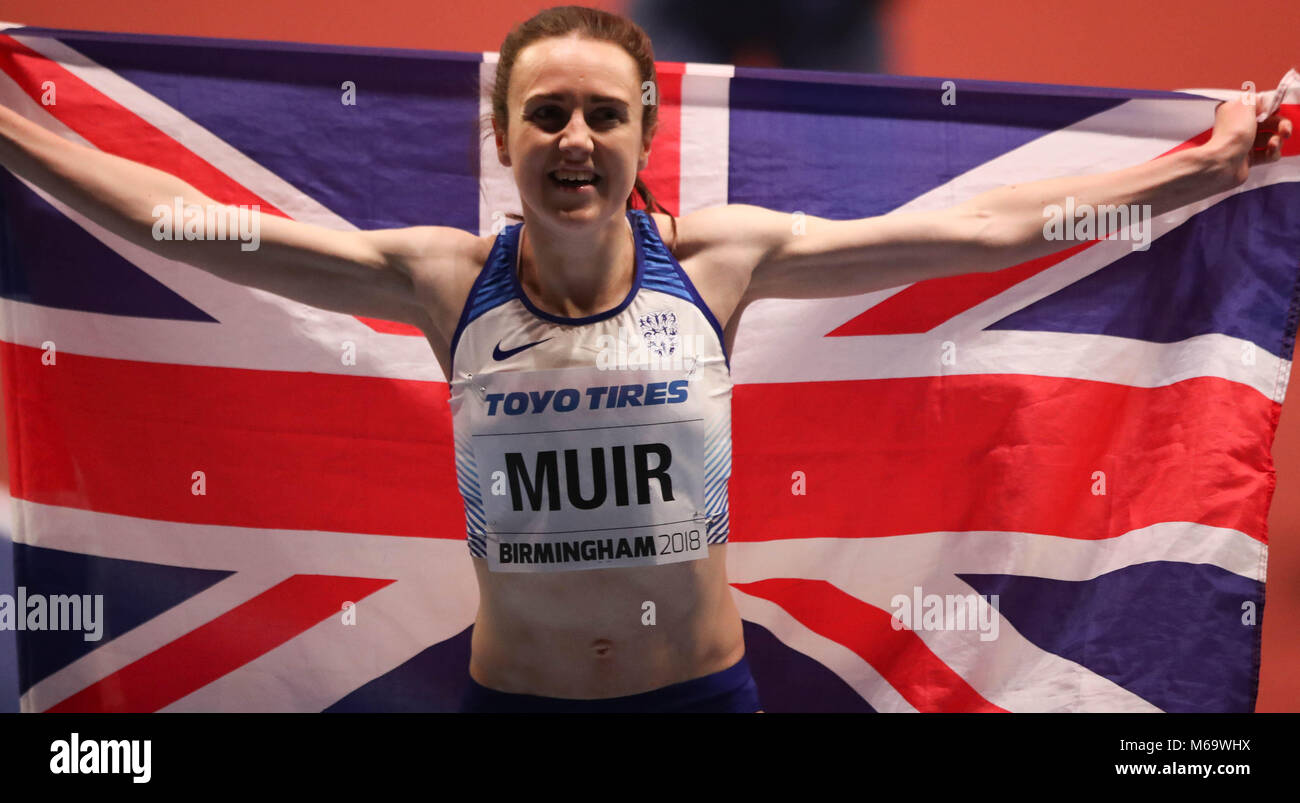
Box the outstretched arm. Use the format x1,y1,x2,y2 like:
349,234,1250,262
706,92,1291,301
0,103,470,328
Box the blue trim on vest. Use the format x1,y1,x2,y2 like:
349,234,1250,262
448,225,516,377
634,210,731,370
449,208,732,376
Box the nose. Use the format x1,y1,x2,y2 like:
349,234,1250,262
558,109,594,157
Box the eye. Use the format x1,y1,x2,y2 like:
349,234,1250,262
526,104,625,131
592,107,626,125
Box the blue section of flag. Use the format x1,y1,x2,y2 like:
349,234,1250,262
727,68,1172,218
0,531,17,713
0,171,217,320
989,181,1300,359
740,619,876,713
959,561,1263,712
12,544,232,695
60,32,482,233
326,625,472,712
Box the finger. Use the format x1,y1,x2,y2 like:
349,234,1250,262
1255,129,1289,151
1248,137,1279,166
1262,135,1282,162
1252,133,1281,152
1258,112,1294,138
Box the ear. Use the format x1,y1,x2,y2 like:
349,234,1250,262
493,117,511,167
638,125,654,172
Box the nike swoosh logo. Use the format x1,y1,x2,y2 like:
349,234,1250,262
492,337,551,361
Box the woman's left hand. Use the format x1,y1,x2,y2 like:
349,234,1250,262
1206,90,1293,189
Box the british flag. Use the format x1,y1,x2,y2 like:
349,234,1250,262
1,23,1296,713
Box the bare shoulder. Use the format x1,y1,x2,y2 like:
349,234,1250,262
647,205,793,331
651,204,791,262
363,224,493,338
364,223,489,286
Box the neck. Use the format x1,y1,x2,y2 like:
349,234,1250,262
517,211,635,318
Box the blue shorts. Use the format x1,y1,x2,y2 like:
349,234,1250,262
458,655,763,713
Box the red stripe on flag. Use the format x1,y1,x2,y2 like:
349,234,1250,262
2,341,1275,544
639,62,683,215
735,577,1008,712
730,374,1277,544
0,343,459,538
0,34,419,336
1280,104,1300,156
44,574,393,712
828,242,1091,336
354,316,423,335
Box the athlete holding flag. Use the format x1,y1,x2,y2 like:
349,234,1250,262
0,6,1288,711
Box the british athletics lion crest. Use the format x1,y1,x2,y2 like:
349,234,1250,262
637,310,679,357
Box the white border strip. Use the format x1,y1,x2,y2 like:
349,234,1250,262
679,62,733,214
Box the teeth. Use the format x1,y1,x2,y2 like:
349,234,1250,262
553,171,595,181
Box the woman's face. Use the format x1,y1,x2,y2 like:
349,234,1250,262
496,35,652,228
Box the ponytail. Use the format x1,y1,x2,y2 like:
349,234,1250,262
628,176,678,255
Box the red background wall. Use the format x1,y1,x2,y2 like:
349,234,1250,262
0,0,1294,711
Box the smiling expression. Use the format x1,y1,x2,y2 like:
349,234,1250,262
494,34,654,226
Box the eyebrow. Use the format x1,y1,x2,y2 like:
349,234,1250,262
525,92,630,106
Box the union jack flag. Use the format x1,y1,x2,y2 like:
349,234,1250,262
1,23,1296,712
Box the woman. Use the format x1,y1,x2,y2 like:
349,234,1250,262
0,7,1289,713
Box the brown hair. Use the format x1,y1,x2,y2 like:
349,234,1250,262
481,5,677,251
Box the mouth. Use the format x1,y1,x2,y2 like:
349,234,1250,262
548,170,601,192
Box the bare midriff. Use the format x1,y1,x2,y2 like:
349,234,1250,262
442,219,745,700
466,544,745,699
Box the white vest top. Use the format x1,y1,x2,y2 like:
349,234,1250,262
447,209,733,572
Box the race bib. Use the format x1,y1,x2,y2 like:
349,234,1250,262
468,367,711,572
